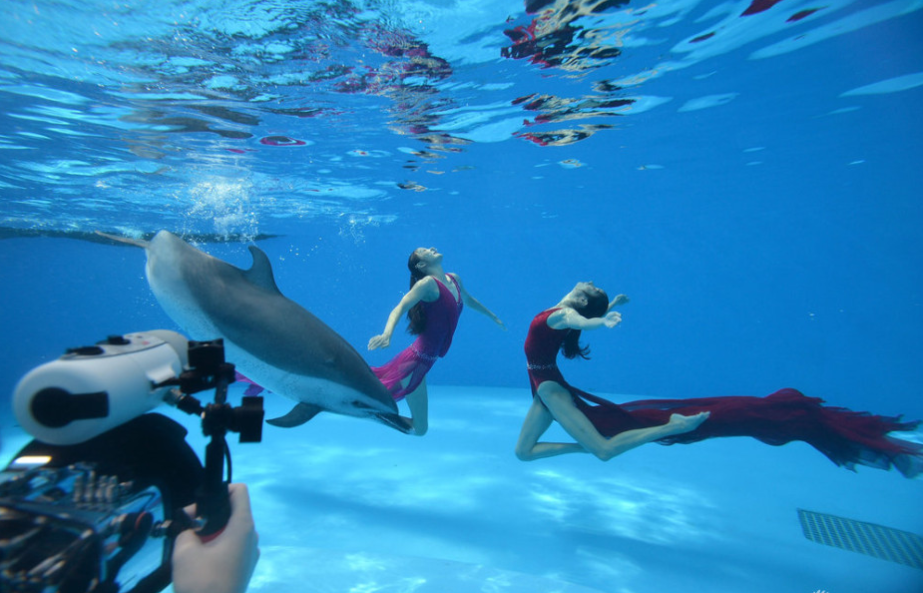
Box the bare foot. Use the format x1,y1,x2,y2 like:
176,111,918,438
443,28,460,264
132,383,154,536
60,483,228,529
666,411,710,435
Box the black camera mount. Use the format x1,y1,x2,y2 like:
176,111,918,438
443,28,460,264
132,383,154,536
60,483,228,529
157,339,264,538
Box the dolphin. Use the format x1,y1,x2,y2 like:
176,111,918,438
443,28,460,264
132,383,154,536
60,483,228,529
99,230,410,433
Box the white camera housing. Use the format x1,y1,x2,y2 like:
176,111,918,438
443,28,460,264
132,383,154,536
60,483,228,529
13,330,189,445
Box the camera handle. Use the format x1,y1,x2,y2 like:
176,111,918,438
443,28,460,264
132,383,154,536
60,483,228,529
159,339,264,539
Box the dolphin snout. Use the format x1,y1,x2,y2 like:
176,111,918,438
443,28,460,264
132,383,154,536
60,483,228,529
374,412,413,434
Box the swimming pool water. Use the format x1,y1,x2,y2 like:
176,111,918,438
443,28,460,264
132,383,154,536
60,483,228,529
1,1,922,592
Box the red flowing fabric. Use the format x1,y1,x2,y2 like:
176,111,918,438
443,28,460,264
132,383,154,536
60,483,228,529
372,275,464,401
525,309,922,477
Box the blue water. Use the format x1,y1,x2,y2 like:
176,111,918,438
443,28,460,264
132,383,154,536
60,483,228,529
2,1,922,592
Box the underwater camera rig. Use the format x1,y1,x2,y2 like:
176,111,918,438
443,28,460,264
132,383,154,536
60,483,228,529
1,331,264,593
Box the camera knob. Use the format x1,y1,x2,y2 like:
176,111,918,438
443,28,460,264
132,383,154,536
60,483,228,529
65,345,105,356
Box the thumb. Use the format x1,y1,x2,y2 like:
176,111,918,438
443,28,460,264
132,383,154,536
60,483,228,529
173,525,202,554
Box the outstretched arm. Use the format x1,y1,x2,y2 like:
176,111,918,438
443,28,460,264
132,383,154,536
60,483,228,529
368,278,436,350
451,273,506,330
548,307,622,331
607,294,629,312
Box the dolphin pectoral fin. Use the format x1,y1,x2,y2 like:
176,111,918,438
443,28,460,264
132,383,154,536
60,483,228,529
266,402,324,428
94,231,149,248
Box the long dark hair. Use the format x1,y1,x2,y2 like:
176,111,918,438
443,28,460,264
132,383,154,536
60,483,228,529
561,288,609,360
406,250,428,335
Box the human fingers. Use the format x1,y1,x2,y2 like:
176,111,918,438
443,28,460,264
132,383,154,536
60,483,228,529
226,484,254,525
608,294,629,309
605,312,622,327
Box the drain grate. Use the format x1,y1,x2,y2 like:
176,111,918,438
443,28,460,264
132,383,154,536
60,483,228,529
797,509,923,570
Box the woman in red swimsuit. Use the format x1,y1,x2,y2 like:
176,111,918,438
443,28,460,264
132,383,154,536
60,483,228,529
515,282,922,478
368,247,505,435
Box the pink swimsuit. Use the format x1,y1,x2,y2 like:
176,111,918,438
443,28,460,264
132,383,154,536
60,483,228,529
372,276,464,401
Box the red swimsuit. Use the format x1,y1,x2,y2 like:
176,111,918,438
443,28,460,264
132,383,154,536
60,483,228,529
525,308,922,476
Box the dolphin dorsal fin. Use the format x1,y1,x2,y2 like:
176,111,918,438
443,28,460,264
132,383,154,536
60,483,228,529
245,246,282,295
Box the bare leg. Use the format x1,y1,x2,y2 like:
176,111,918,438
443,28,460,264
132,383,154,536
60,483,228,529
515,396,588,461
403,378,429,436
537,381,709,461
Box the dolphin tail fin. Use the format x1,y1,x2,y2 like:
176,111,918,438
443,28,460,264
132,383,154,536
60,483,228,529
94,231,149,248
266,402,324,428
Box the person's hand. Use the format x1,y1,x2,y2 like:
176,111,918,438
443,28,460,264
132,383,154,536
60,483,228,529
608,294,629,310
602,311,622,328
368,334,391,350
172,483,260,593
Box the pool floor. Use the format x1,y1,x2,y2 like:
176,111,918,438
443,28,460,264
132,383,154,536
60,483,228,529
3,385,921,593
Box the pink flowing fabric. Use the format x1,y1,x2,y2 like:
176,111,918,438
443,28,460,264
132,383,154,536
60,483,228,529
234,276,464,402
525,309,922,477
234,372,267,397
372,275,464,401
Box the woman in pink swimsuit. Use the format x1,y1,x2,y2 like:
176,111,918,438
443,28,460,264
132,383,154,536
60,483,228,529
368,247,505,435
515,282,922,477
